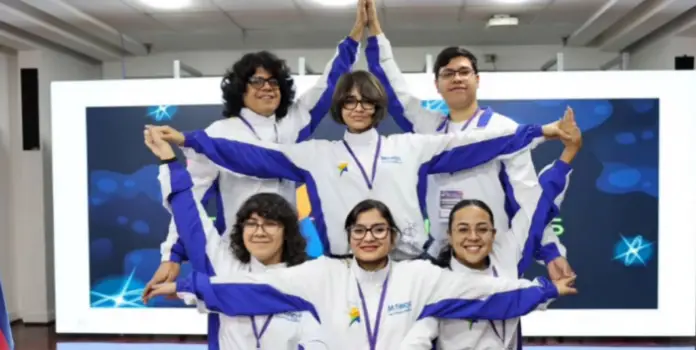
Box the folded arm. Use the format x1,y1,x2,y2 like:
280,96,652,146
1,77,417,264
159,153,219,263
412,260,558,320
366,33,443,133
161,160,238,276
399,318,439,350
182,130,310,183
286,37,360,142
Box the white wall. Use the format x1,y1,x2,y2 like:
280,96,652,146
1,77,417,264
103,44,620,79
629,37,696,70
6,49,101,323
0,49,18,322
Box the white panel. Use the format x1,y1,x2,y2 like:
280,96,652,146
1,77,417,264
52,71,696,337
212,0,297,10
150,11,242,31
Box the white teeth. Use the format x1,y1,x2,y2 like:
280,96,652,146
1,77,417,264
464,246,481,252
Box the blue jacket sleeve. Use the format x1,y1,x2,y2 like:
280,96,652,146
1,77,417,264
515,160,573,275
183,130,308,183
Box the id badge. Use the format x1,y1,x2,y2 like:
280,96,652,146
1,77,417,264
439,190,463,221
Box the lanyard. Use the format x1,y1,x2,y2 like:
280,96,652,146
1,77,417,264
488,266,506,344
238,116,279,143
342,136,382,190
439,108,480,134
357,275,390,350
251,315,273,349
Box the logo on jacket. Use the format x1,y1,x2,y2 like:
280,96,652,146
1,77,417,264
338,162,348,176
349,306,360,326
387,301,411,316
380,155,402,164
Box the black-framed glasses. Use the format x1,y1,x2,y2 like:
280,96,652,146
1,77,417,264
243,220,281,234
248,76,280,89
342,97,376,111
438,68,476,80
348,224,392,240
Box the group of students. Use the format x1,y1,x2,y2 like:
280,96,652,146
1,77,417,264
138,0,581,349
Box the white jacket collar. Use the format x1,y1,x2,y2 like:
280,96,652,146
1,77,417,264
450,256,492,275
351,256,390,285
240,107,276,125
249,256,287,273
343,128,379,146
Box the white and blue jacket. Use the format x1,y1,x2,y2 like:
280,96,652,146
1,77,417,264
160,161,328,350
160,36,361,264
180,125,546,260
175,254,560,350
366,33,566,264
399,160,573,350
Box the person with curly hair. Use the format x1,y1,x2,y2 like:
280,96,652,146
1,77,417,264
145,0,368,317
143,128,327,349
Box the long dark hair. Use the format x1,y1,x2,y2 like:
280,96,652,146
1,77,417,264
221,51,295,120
434,199,495,268
230,193,307,266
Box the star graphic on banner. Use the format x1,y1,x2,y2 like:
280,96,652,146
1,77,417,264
90,268,145,308
612,234,654,267
147,105,178,121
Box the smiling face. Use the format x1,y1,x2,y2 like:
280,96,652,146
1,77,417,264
243,67,281,116
242,212,284,264
349,208,393,263
448,204,496,269
435,56,479,111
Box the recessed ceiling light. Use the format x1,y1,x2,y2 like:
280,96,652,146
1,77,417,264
310,0,358,7
139,0,192,10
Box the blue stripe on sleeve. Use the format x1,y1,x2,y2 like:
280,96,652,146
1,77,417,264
177,272,321,323
365,36,414,133
516,193,557,275
167,162,216,275
498,164,521,229
418,277,558,320
184,130,306,183
297,37,359,142
171,175,221,263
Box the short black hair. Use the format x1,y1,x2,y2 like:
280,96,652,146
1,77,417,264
343,199,400,244
230,193,307,266
330,70,388,127
433,199,495,268
220,51,295,120
433,47,479,79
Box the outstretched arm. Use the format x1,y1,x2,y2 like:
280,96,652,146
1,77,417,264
365,0,443,133
285,2,364,142
408,260,575,321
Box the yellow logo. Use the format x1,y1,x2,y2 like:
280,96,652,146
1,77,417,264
349,306,360,326
338,162,348,176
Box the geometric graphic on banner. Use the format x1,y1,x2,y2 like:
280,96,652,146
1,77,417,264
613,234,655,267
147,105,178,121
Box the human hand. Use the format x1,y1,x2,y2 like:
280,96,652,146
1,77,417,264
142,282,177,304
356,0,367,27
541,107,575,141
366,0,381,31
144,127,176,160
547,256,576,281
144,125,185,146
142,261,180,303
553,275,578,296
559,107,582,151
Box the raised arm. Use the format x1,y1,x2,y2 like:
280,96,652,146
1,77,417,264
284,4,364,142
173,258,334,323
364,0,443,133
159,152,218,264
409,260,574,321
181,129,311,183
160,160,239,276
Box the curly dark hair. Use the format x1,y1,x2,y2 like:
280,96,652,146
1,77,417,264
230,193,307,266
330,70,388,127
220,51,296,120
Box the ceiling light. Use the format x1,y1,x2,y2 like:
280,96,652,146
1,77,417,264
310,0,358,7
487,15,519,27
139,0,192,10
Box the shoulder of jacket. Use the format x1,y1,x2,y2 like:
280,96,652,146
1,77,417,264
489,112,518,127
204,118,237,136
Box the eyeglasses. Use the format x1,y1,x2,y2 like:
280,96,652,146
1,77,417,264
248,76,280,89
438,68,476,80
243,220,281,234
348,224,392,240
452,226,495,237
342,97,376,111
